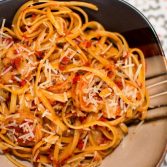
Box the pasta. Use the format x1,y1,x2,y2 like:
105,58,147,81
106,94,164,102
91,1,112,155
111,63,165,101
0,0,149,167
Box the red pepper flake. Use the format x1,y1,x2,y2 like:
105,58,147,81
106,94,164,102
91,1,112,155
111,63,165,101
77,139,84,150
8,125,23,134
59,64,65,71
83,40,92,48
136,92,141,100
22,7,27,13
123,51,129,58
13,49,20,54
11,57,21,69
22,34,28,41
61,56,70,65
16,138,24,144
72,74,80,84
107,71,114,78
115,80,123,89
74,37,82,45
85,41,92,48
66,31,72,36
32,14,37,21
19,80,26,87
85,62,90,67
35,51,43,60
116,106,121,116
99,117,107,122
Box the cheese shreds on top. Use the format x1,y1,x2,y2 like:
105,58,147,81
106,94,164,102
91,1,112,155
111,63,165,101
41,128,55,135
44,135,59,144
134,64,142,81
67,157,84,164
101,43,113,55
0,19,6,32
82,135,89,151
42,109,51,118
1,66,13,76
0,96,5,102
122,64,134,69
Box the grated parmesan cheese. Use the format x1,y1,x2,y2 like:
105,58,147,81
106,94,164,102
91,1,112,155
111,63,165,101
101,43,113,54
19,45,34,55
49,33,58,44
59,48,77,62
18,120,35,143
1,66,12,76
14,76,21,82
82,135,89,151
116,60,124,67
67,157,84,164
0,96,5,102
41,128,55,135
122,64,134,68
134,64,142,81
123,85,137,100
8,80,13,83
63,92,68,102
44,135,59,144
7,120,17,127
42,110,51,118
0,31,12,39
0,19,6,32
33,150,40,162
6,114,20,119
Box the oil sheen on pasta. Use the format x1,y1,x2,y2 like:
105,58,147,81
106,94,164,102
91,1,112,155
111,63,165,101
0,1,149,167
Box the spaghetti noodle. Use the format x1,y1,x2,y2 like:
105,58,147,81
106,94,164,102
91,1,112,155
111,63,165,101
0,1,149,167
